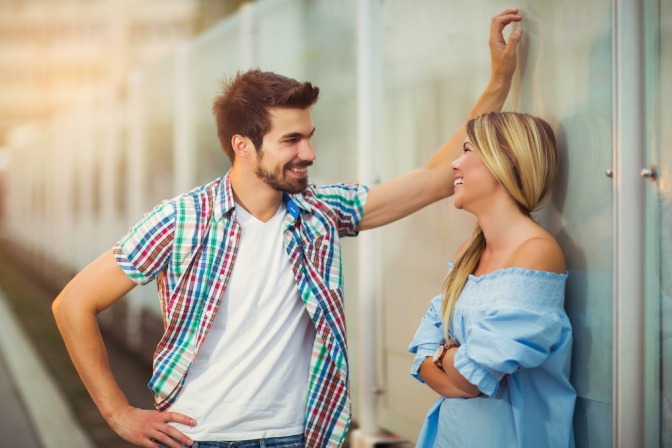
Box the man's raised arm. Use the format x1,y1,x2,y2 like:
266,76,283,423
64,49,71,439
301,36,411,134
359,8,523,231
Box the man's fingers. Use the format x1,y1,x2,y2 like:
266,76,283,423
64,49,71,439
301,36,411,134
156,413,195,446
163,425,194,446
162,411,196,426
150,426,193,448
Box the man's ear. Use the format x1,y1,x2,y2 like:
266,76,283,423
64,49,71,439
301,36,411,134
232,134,254,159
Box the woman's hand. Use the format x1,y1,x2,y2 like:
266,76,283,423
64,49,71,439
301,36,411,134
489,8,523,81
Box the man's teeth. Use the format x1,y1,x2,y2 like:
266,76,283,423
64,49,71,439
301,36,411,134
290,167,307,173
454,179,463,187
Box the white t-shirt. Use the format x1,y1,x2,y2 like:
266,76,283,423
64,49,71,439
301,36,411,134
168,203,315,440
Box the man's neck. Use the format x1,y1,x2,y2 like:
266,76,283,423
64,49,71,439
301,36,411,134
230,167,284,223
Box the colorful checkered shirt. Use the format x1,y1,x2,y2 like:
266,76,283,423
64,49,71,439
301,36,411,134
113,170,368,447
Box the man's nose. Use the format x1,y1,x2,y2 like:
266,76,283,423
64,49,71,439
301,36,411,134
300,140,316,162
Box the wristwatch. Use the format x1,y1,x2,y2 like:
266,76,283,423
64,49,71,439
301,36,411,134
432,341,460,371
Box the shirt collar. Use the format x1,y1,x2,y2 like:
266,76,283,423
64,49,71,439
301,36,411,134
284,188,315,220
214,170,237,221
214,169,315,222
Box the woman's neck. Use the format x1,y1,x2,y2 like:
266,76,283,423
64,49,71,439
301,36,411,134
473,201,537,273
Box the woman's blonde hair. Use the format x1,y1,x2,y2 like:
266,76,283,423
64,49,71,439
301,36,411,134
441,112,558,330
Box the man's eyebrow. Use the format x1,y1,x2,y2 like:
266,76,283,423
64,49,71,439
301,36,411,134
281,128,316,139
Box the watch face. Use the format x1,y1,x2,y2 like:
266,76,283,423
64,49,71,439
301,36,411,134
432,345,444,362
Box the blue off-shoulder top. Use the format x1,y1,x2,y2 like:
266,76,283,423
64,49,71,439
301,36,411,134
409,267,576,448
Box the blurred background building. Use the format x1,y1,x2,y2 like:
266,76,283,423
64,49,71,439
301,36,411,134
0,0,247,147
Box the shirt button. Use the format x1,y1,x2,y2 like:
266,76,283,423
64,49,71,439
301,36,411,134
219,274,226,281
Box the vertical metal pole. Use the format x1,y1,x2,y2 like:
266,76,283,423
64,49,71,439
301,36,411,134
613,0,645,445
642,0,662,444
126,70,145,351
127,70,145,230
239,2,255,70
79,101,95,265
356,0,379,438
173,43,196,195
100,87,117,251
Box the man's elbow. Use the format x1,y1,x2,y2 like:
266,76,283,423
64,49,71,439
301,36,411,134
52,293,62,318
52,291,71,329
52,288,82,327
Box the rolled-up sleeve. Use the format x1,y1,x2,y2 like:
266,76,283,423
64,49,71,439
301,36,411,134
314,183,369,237
453,306,563,397
408,295,445,383
113,200,176,285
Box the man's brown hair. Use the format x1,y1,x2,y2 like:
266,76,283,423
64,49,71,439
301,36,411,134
212,69,320,162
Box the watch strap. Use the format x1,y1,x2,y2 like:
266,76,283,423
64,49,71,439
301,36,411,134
434,341,460,371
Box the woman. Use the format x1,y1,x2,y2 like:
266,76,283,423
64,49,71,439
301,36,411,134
409,112,576,447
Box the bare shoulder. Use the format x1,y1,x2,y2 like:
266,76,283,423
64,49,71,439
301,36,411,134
508,235,566,274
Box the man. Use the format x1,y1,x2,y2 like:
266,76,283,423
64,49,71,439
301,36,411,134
53,9,522,448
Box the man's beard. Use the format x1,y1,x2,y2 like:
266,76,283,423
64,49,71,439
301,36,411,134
254,157,311,194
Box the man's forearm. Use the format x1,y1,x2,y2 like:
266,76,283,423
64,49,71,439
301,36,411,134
53,296,131,423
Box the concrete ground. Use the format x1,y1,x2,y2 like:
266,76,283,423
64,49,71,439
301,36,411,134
0,238,152,448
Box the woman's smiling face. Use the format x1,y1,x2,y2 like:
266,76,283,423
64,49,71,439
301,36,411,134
450,138,502,212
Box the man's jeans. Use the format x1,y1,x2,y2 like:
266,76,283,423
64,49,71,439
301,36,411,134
156,433,303,448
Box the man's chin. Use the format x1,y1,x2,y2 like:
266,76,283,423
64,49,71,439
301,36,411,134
280,181,308,194
265,177,308,194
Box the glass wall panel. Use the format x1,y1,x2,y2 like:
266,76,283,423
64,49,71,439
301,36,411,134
375,1,614,444
301,0,358,186
188,17,240,185
254,0,308,81
657,0,672,444
142,58,174,204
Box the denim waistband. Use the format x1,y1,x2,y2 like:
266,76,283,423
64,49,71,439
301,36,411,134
159,433,304,448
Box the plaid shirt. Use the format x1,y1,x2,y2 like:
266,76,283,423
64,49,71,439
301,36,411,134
114,170,368,447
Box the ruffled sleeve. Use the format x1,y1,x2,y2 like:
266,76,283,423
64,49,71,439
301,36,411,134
453,307,564,396
408,295,445,383
452,269,568,397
